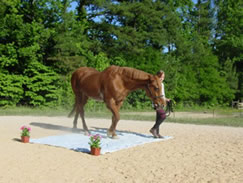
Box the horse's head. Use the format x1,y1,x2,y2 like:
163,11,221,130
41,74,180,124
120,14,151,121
146,75,166,109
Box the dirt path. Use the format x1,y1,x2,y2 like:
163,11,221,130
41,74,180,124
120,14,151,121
122,111,226,118
0,116,243,183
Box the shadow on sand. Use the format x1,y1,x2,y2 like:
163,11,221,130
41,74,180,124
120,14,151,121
91,127,154,139
29,122,153,138
12,138,21,142
30,122,81,133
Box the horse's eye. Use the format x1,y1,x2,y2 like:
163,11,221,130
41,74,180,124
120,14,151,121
155,87,159,91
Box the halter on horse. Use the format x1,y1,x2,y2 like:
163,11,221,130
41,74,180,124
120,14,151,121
69,65,166,138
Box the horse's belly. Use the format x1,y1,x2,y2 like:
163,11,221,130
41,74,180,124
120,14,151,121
86,91,104,101
90,96,103,101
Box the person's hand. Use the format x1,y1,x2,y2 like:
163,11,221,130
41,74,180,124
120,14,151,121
166,98,170,102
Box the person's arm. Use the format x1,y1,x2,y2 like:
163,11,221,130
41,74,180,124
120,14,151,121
162,83,170,102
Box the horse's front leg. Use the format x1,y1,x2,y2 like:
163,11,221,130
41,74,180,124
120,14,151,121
107,114,120,139
106,99,123,139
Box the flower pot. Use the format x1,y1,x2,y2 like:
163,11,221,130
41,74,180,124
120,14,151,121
90,147,101,156
21,136,30,143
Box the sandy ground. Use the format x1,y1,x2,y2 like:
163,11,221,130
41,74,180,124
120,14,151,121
0,115,243,183
123,111,228,118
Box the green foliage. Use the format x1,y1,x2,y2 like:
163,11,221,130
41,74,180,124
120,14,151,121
20,126,31,137
0,73,24,106
59,74,74,108
0,43,18,69
47,0,89,75
131,47,163,73
23,62,62,107
0,0,241,109
110,56,126,67
214,0,243,100
88,134,102,148
89,52,110,71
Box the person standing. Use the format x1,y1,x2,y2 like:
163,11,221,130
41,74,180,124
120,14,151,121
150,70,170,138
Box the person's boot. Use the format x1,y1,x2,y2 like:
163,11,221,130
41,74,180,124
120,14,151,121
156,128,164,138
150,128,159,138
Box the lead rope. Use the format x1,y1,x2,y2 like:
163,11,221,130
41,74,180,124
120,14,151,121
165,100,174,117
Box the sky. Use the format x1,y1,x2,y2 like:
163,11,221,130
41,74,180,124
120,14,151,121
70,0,199,11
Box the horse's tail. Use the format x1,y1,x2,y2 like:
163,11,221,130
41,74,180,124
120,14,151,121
68,102,76,117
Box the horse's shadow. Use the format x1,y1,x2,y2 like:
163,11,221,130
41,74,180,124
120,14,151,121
29,122,153,139
91,127,153,139
30,122,82,133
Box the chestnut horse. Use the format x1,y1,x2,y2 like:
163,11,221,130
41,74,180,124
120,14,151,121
69,65,166,138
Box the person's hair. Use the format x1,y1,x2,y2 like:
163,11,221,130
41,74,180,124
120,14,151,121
156,70,164,77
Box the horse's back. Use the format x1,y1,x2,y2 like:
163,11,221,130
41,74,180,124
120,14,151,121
71,65,151,101
102,65,150,80
100,65,143,101
72,66,98,80
71,67,104,100
72,67,98,78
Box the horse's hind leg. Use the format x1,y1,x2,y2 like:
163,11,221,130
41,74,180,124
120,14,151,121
79,94,90,135
68,98,78,129
71,98,79,130
72,95,88,128
73,111,79,129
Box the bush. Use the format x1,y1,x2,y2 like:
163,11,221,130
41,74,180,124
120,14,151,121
0,73,24,107
23,62,62,107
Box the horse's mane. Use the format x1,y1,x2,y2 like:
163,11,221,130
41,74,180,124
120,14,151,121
105,65,151,80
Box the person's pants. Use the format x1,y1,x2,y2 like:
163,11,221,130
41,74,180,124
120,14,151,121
152,109,166,130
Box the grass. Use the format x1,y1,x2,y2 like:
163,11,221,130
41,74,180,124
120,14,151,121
0,107,70,116
166,117,243,127
0,106,243,127
86,110,243,127
121,111,243,127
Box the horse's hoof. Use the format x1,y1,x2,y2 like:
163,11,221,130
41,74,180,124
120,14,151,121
107,131,112,138
84,131,90,136
112,135,119,139
107,131,119,139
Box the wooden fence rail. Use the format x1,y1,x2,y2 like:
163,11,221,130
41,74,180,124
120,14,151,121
232,100,243,109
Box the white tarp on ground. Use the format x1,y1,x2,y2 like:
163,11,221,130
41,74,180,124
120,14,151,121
30,129,173,154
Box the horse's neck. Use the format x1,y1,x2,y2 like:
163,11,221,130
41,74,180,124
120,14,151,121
125,79,148,91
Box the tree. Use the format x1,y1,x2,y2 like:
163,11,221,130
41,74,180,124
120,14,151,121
0,0,240,108
46,0,90,75
214,0,243,100
0,0,64,106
